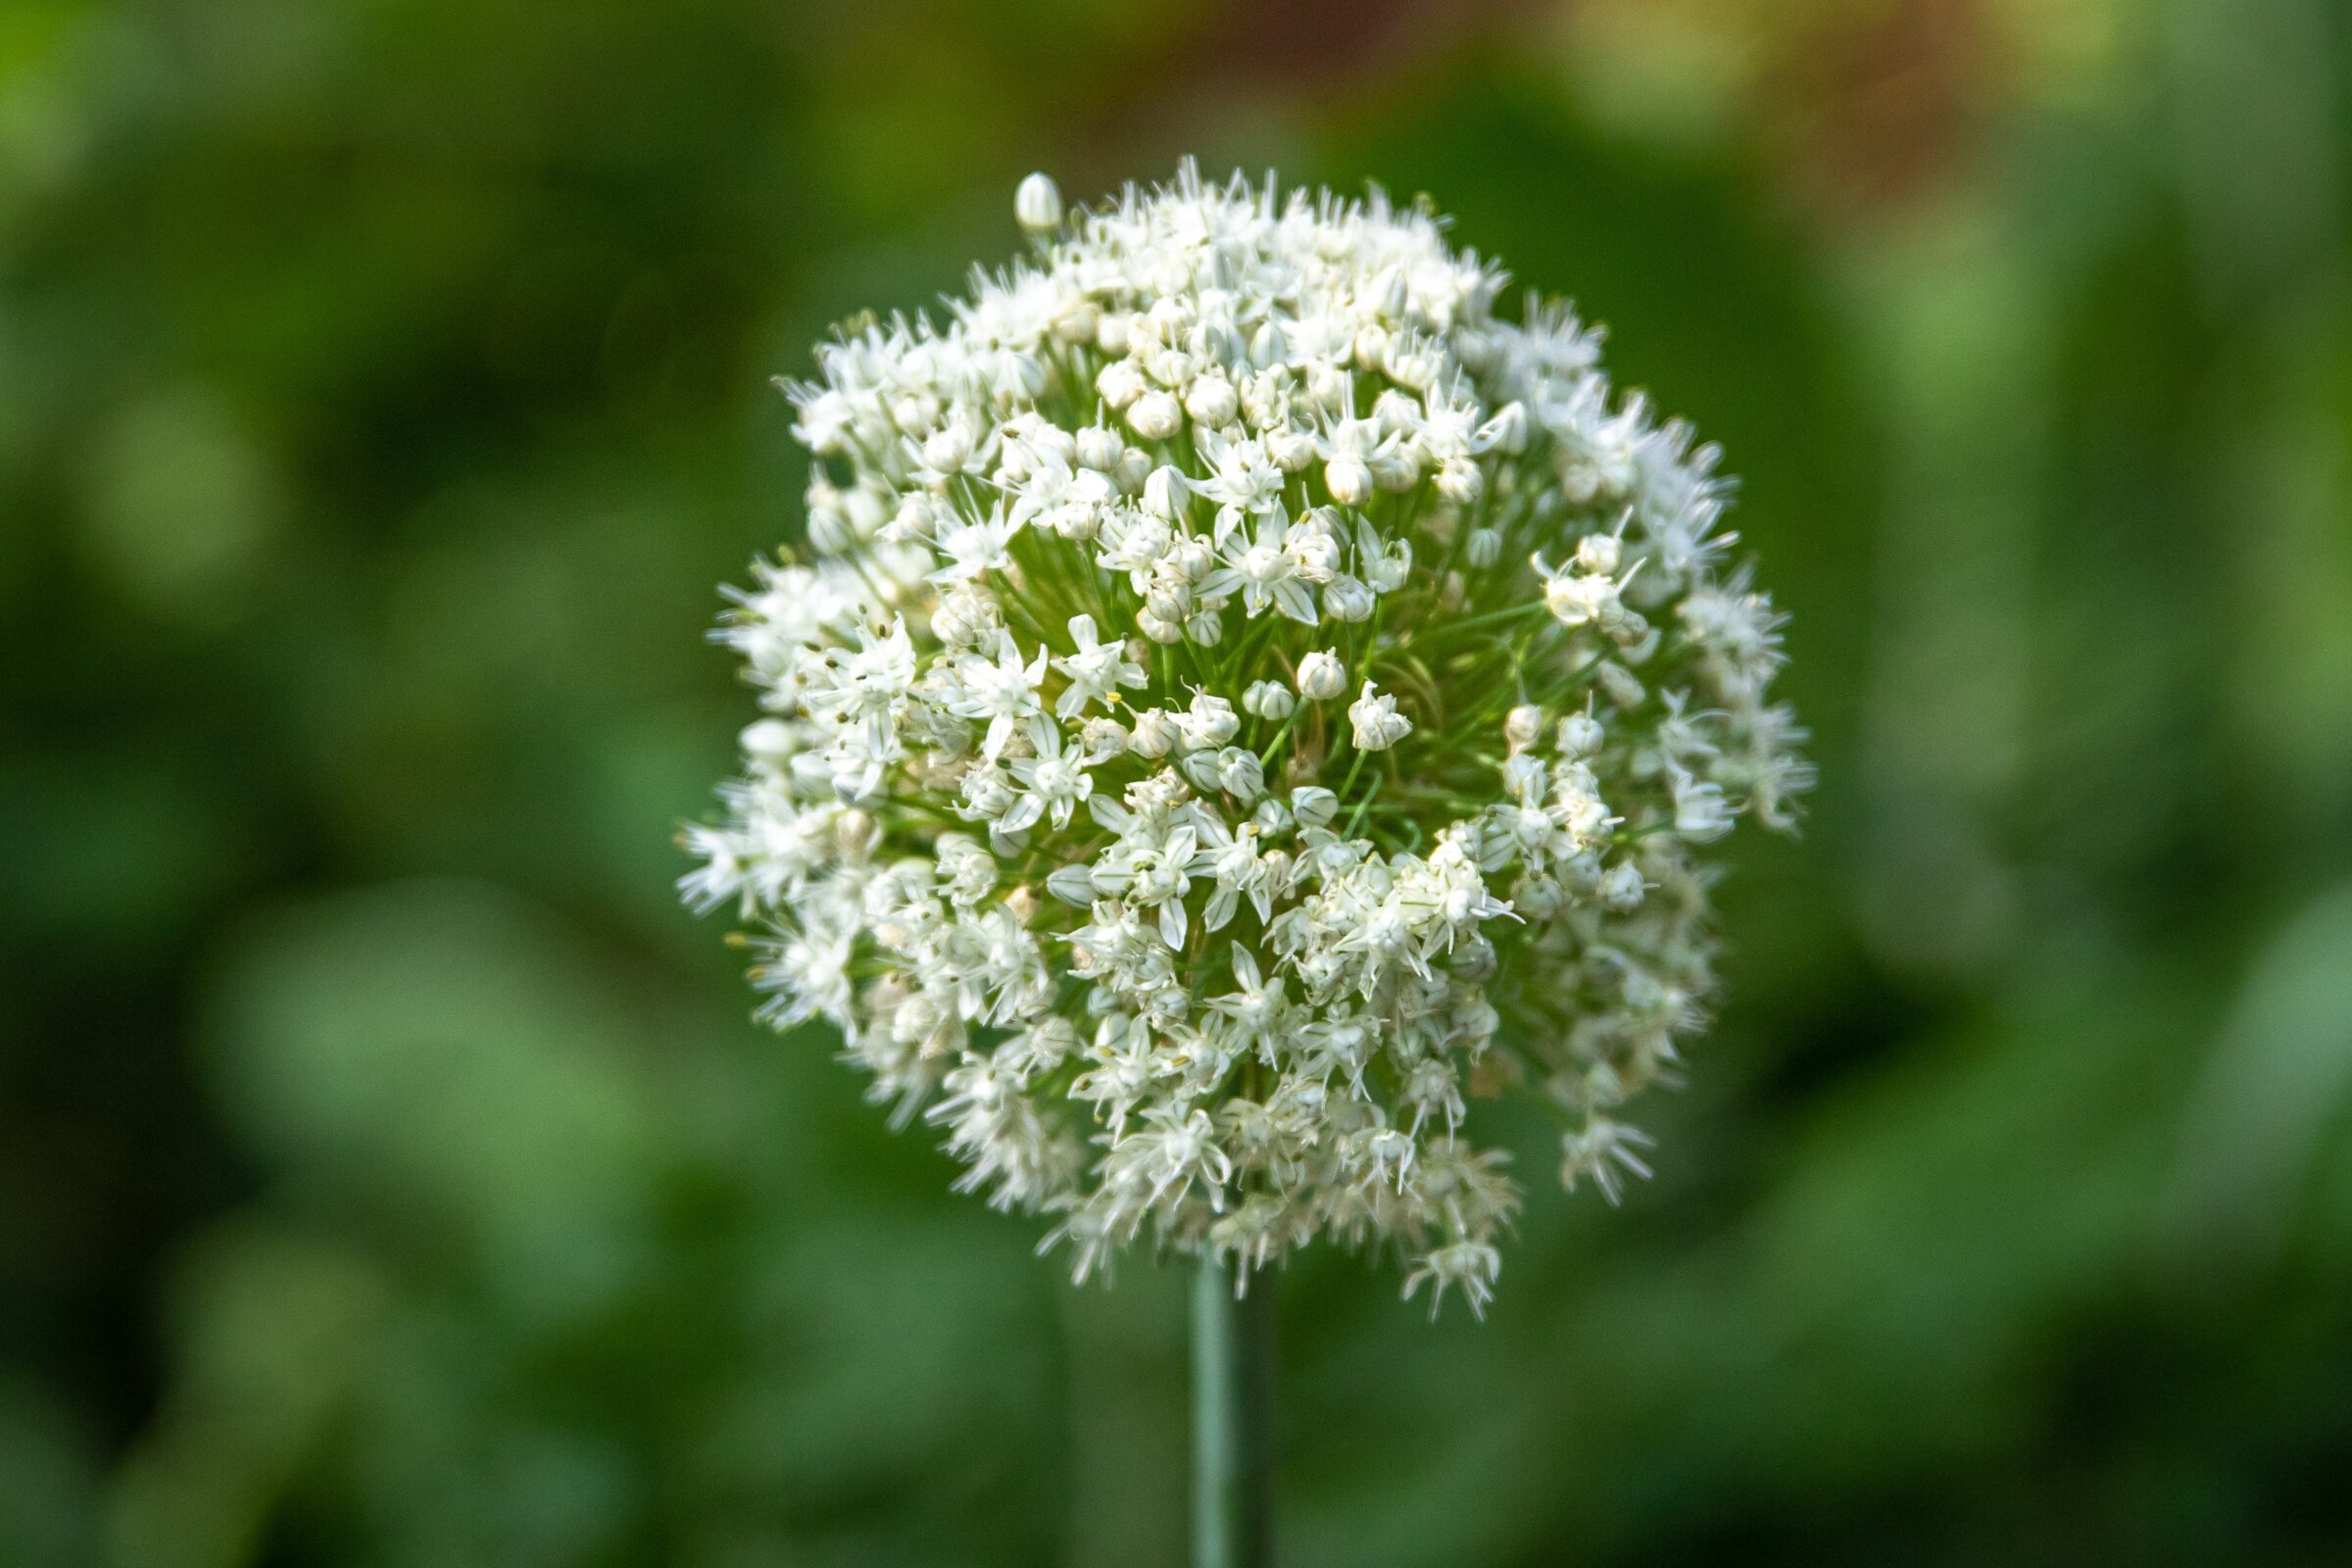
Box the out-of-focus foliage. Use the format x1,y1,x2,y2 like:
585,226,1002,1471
3,0,2350,1564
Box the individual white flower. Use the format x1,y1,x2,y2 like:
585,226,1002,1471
1559,1117,1655,1204
1079,714,1130,760
1177,692,1240,751
1004,718,1095,832
1323,575,1375,621
1185,371,1240,429
1290,785,1339,827
1348,681,1412,751
1557,710,1604,758
928,506,1019,583
946,629,1050,760
1053,613,1147,718
1015,171,1063,233
1403,1238,1501,1320
1213,747,1264,802
1242,680,1296,720
1129,708,1179,758
685,163,1807,1313
1130,389,1182,439
1294,650,1347,701
1200,511,1318,623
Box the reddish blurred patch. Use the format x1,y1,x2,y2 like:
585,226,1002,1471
1760,0,2004,222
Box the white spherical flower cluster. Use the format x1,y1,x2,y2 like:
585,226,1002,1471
682,164,1809,1316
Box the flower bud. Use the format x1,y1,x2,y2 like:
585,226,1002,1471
1181,748,1225,794
1363,542,1411,595
1304,360,1348,408
1325,456,1374,507
1452,935,1498,983
1372,388,1418,438
1180,692,1240,750
1436,457,1484,503
1097,358,1145,409
835,808,879,857
1185,610,1224,645
1144,465,1189,518
1465,527,1501,567
1599,860,1646,910
1290,786,1339,827
931,587,999,647
1080,716,1129,760
1243,680,1297,720
923,421,975,474
1047,863,1098,906
1576,531,1622,576
1129,390,1182,439
1129,708,1178,758
999,353,1049,402
1504,705,1544,753
1216,747,1264,801
1323,575,1374,622
961,767,1015,817
1014,172,1063,233
1370,447,1421,491
1348,681,1412,751
1053,298,1099,344
1557,712,1605,758
1184,373,1239,428
1295,650,1347,701
1268,428,1317,471
1076,424,1123,470
1514,872,1565,919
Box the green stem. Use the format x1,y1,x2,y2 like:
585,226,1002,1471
1340,771,1384,839
1255,707,1304,769
1193,1255,1276,1568
1417,597,1549,644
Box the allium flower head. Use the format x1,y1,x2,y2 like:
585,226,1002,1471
683,163,1809,1314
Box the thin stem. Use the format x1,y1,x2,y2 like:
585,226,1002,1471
1340,771,1384,840
1416,597,1550,644
1193,1255,1276,1568
1254,706,1304,769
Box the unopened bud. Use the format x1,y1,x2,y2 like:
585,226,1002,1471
1014,172,1063,233
1295,650,1347,701
1325,456,1374,507
1129,390,1182,440
1575,531,1622,576
1291,786,1339,827
1323,576,1374,622
1243,680,1297,720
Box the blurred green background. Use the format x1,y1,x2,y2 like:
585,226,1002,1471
5,0,2352,1562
